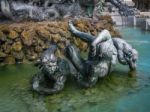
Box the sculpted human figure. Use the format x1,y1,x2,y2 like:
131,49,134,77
31,26,118,93
66,21,118,88
0,0,82,21
32,21,138,94
67,21,138,87
112,38,138,70
0,0,135,21
0,0,60,21
31,44,73,94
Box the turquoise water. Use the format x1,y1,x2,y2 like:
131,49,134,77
0,27,150,112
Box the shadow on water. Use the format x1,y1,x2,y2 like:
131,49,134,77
0,27,150,112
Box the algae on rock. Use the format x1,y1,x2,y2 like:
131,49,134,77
0,16,120,64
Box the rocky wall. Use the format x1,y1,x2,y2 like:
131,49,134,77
0,16,120,64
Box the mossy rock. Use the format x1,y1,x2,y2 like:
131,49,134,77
21,30,34,46
34,46,43,53
12,51,24,60
11,41,23,52
0,51,7,58
36,27,51,40
0,25,10,34
58,42,65,50
0,31,7,41
4,56,16,64
8,30,19,39
48,27,59,34
1,44,11,54
0,16,121,64
51,34,61,43
14,27,24,33
26,53,38,61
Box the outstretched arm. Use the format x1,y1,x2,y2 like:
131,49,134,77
68,21,95,43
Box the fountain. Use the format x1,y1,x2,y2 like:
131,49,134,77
0,0,149,112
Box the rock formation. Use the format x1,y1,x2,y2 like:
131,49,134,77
0,16,120,64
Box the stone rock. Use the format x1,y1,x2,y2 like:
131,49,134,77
48,27,59,34
8,30,19,39
0,51,7,58
1,44,11,54
0,31,7,41
36,27,51,40
12,51,24,60
76,23,85,31
64,31,72,39
99,15,112,22
11,41,22,52
21,30,34,46
58,42,65,50
58,29,66,37
34,46,43,53
14,27,23,33
5,39,13,45
0,25,10,34
26,53,38,61
57,22,68,31
95,22,105,31
0,16,121,64
75,20,90,32
51,34,61,43
4,56,16,64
